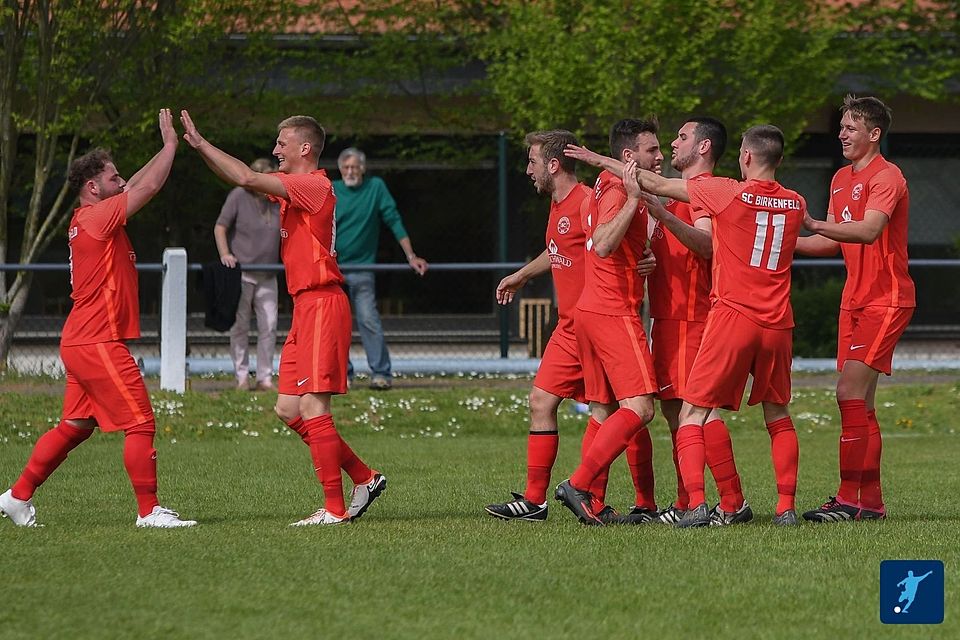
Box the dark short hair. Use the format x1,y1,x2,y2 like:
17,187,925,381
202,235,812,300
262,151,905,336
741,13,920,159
609,117,659,158
524,130,579,173
686,116,727,163
68,148,114,191
841,94,893,138
277,115,326,157
742,125,784,167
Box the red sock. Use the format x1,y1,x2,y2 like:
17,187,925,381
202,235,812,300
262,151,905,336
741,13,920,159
589,466,611,512
626,426,656,510
304,415,346,516
123,422,160,517
580,417,608,507
338,435,373,485
675,424,706,507
285,417,309,443
580,417,600,457
669,428,689,510
860,409,884,511
288,416,370,484
765,417,798,515
12,420,93,501
571,408,643,492
703,418,743,513
524,431,559,505
837,399,869,506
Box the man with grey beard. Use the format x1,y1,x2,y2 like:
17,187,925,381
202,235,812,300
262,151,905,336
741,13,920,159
333,148,429,390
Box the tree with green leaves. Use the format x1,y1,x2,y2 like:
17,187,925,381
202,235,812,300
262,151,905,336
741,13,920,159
0,0,296,368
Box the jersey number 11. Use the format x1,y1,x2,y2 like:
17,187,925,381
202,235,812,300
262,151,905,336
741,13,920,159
750,211,786,271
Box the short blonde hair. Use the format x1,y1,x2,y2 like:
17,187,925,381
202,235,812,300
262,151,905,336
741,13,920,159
277,115,326,157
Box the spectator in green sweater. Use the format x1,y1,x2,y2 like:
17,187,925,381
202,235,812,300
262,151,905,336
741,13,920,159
334,148,429,390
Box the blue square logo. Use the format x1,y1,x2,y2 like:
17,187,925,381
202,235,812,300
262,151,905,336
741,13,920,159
880,560,944,624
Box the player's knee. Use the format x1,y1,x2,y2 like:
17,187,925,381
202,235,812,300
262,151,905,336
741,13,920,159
274,403,298,424
528,388,560,420
636,404,656,425
835,378,864,402
625,399,655,425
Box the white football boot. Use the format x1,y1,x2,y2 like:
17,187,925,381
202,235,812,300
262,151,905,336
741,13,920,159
135,506,198,528
289,508,350,527
0,489,37,527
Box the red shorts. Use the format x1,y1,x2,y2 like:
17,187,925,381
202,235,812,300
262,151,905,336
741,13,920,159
60,341,153,432
651,318,705,401
685,303,792,411
278,288,351,396
574,309,655,404
533,326,586,403
837,306,913,376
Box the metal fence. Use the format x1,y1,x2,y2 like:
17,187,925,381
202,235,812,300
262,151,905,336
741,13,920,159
2,257,958,378
1,261,531,377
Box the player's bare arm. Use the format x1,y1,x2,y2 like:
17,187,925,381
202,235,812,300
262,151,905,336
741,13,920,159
639,191,712,258
563,144,624,176
795,215,841,256
592,160,643,258
180,110,288,199
636,168,688,203
123,108,179,217
496,249,549,305
804,209,889,244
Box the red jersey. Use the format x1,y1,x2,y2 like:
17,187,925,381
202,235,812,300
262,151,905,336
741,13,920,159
61,193,140,346
689,177,805,329
827,154,915,310
547,183,589,333
274,170,344,296
648,173,712,322
576,170,648,316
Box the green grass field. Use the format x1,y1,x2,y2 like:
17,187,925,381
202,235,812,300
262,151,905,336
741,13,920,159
1,375,958,639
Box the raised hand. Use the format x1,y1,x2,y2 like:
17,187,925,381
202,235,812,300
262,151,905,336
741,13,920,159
179,110,206,149
622,159,642,198
564,144,604,167
159,108,178,147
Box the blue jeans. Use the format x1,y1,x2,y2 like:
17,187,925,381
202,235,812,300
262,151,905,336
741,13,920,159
344,270,392,380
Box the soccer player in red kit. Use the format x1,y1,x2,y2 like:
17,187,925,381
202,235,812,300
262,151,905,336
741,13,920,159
554,118,662,526
566,117,750,526
485,130,619,522
797,96,914,522
635,125,804,527
0,110,196,528
180,111,384,526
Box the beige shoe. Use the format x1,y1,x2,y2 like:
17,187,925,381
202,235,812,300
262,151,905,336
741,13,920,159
369,375,392,390
255,380,274,391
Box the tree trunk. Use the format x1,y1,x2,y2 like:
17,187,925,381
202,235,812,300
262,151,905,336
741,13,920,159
0,271,34,372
